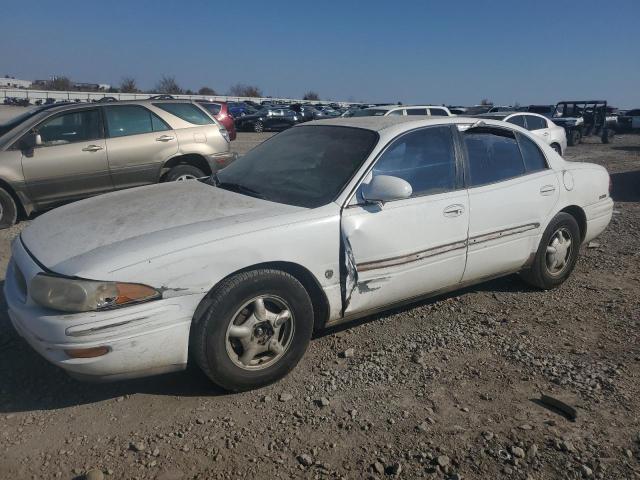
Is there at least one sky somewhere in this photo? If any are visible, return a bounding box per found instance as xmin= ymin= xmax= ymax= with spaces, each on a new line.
xmin=1 ymin=0 xmax=639 ymax=107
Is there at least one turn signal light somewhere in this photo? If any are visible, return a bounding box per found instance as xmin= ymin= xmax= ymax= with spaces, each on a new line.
xmin=64 ymin=346 xmax=110 ymax=358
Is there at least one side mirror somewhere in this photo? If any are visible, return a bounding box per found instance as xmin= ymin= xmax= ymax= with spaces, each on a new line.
xmin=362 ymin=175 xmax=412 ymax=204
xmin=20 ymin=132 xmax=42 ymax=152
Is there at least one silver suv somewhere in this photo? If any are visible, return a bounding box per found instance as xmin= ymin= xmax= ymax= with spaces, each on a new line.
xmin=0 ymin=100 xmax=235 ymax=228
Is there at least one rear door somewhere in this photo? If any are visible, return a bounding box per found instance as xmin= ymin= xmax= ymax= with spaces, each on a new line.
xmin=342 ymin=125 xmax=469 ymax=315
xmin=460 ymin=126 xmax=559 ymax=281
xmin=103 ymin=105 xmax=178 ymax=189
xmin=22 ymin=108 xmax=113 ymax=208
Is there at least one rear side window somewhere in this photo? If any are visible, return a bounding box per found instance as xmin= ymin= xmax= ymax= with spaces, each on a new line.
xmin=153 ymin=103 xmax=214 ymax=125
xmin=429 ymin=108 xmax=448 ymax=116
xmin=104 ymin=105 xmax=169 ymax=138
xmin=387 ymin=109 xmax=404 ymax=116
xmin=200 ymin=103 xmax=222 ymax=116
xmin=463 ymin=128 xmax=525 ymax=186
xmin=406 ymin=108 xmax=427 ymax=115
xmin=506 ymin=115 xmax=526 ymax=128
xmin=517 ymin=133 xmax=547 ymax=172
xmin=37 ymin=109 xmax=103 ymax=145
xmin=525 ymin=115 xmax=547 ymax=131
xmin=370 ymin=126 xmax=457 ymax=197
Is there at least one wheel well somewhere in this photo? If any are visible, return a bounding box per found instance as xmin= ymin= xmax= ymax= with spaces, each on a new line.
xmin=195 ymin=261 xmax=330 ymax=333
xmin=560 ymin=205 xmax=587 ymax=241
xmin=162 ymin=154 xmax=212 ymax=179
xmin=0 ymin=179 xmax=26 ymax=219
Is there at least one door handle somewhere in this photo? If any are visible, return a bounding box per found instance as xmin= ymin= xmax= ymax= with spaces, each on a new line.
xmin=443 ymin=204 xmax=465 ymax=217
xmin=82 ymin=145 xmax=103 ymax=152
xmin=156 ymin=135 xmax=175 ymax=142
xmin=540 ymin=185 xmax=556 ymax=195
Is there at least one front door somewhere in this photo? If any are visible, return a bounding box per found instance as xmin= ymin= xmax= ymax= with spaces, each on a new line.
xmin=460 ymin=125 xmax=560 ymax=282
xmin=22 ymin=108 xmax=113 ymax=208
xmin=103 ymin=105 xmax=178 ymax=189
xmin=342 ymin=125 xmax=469 ymax=315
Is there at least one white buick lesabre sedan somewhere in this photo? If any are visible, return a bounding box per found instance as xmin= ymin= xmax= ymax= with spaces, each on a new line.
xmin=5 ymin=116 xmax=613 ymax=391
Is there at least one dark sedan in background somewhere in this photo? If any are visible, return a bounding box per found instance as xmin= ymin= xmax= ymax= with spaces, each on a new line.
xmin=234 ymin=107 xmax=300 ymax=132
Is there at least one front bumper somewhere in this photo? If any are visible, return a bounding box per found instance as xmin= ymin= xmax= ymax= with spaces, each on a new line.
xmin=4 ymin=238 xmax=204 ymax=381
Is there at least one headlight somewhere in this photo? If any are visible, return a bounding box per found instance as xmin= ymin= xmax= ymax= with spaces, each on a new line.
xmin=30 ymin=274 xmax=161 ymax=313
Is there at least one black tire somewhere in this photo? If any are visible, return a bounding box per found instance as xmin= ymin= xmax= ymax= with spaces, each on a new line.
xmin=567 ymin=129 xmax=581 ymax=147
xmin=602 ymin=128 xmax=614 ymax=144
xmin=520 ymin=212 xmax=581 ymax=290
xmin=164 ymin=164 xmax=205 ymax=182
xmin=191 ymin=269 xmax=314 ymax=391
xmin=551 ymin=143 xmax=562 ymax=155
xmin=0 ymin=187 xmax=18 ymax=229
xmin=253 ymin=121 xmax=264 ymax=133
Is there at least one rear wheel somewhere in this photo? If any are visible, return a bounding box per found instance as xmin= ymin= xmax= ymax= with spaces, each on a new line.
xmin=253 ymin=121 xmax=264 ymax=133
xmin=0 ymin=188 xmax=17 ymax=229
xmin=567 ymin=129 xmax=581 ymax=146
xmin=165 ymin=164 xmax=205 ymax=182
xmin=520 ymin=212 xmax=581 ymax=289
xmin=191 ymin=269 xmax=314 ymax=391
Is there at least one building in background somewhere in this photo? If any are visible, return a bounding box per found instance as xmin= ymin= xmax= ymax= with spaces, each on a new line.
xmin=0 ymin=76 xmax=32 ymax=89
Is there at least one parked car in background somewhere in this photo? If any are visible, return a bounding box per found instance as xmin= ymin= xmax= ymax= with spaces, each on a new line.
xmin=353 ymin=105 xmax=452 ymax=117
xmin=474 ymin=111 xmax=567 ymax=155
xmin=196 ymin=100 xmax=237 ymax=140
xmin=313 ymin=105 xmax=341 ymax=117
xmin=148 ymin=94 xmax=175 ymax=100
xmin=4 ymin=115 xmax=612 ymax=390
xmin=227 ymin=102 xmax=256 ymax=118
xmin=617 ymin=108 xmax=640 ymax=132
xmin=448 ymin=107 xmax=468 ymax=115
xmin=487 ymin=105 xmax=515 ymax=113
xmin=234 ymin=107 xmax=300 ymax=132
xmin=0 ymin=100 xmax=235 ymax=227
xmin=289 ymin=103 xmax=321 ymax=122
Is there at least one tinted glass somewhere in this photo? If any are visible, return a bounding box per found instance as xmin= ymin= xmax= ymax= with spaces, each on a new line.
xmin=105 ymin=105 xmax=168 ymax=137
xmin=37 ymin=110 xmax=103 ymax=146
xmin=353 ymin=109 xmax=386 ymax=117
xmin=464 ymin=128 xmax=525 ymax=186
xmin=406 ymin=108 xmax=427 ymax=115
xmin=517 ymin=133 xmax=547 ymax=172
xmin=429 ymin=108 xmax=448 ymax=116
xmin=525 ymin=115 xmax=547 ymax=131
xmin=200 ymin=103 xmax=222 ymax=116
xmin=506 ymin=115 xmax=526 ymax=127
xmin=369 ymin=126 xmax=456 ymax=197
xmin=216 ymin=126 xmax=377 ymax=208
xmin=388 ymin=109 xmax=404 ymax=116
xmin=153 ymin=103 xmax=214 ymax=125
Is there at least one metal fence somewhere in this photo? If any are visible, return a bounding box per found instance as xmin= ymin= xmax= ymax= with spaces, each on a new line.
xmin=0 ymin=88 xmax=350 ymax=106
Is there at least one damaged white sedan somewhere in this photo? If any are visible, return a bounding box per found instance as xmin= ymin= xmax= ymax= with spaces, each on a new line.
xmin=5 ymin=116 xmax=613 ymax=391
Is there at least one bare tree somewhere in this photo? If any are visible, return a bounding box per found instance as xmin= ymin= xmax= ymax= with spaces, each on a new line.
xmin=120 ymin=77 xmax=138 ymax=93
xmin=155 ymin=76 xmax=183 ymax=94
xmin=228 ymin=83 xmax=262 ymax=97
xmin=303 ymin=91 xmax=320 ymax=101
xmin=48 ymin=76 xmax=72 ymax=91
xmin=198 ymin=86 xmax=217 ymax=96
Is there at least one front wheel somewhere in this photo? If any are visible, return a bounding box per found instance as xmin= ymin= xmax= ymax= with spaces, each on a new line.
xmin=191 ymin=269 xmax=314 ymax=391
xmin=520 ymin=212 xmax=581 ymax=289
xmin=551 ymin=143 xmax=562 ymax=155
xmin=567 ymin=129 xmax=581 ymax=146
xmin=253 ymin=121 xmax=264 ymax=133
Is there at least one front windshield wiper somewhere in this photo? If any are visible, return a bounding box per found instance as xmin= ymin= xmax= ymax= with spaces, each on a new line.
xmin=211 ymin=173 xmax=265 ymax=199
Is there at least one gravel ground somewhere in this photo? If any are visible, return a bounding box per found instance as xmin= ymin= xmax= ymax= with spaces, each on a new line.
xmin=0 ymin=126 xmax=638 ymax=480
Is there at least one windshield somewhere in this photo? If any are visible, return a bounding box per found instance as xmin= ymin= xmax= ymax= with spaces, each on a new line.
xmin=216 ymin=125 xmax=378 ymax=208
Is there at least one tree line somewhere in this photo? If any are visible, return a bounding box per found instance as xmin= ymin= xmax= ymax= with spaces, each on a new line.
xmin=32 ymin=75 xmax=323 ymax=100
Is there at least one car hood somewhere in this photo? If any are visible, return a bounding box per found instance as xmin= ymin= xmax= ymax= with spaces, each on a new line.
xmin=20 ymin=180 xmax=305 ymax=275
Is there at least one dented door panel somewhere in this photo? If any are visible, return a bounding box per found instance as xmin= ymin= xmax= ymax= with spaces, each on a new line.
xmin=341 ymin=190 xmax=469 ymax=315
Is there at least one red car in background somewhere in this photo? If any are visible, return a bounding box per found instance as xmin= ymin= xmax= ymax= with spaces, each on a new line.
xmin=197 ymin=101 xmax=237 ymax=140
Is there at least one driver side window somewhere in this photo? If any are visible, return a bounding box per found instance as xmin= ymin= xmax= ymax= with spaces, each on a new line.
xmin=360 ymin=126 xmax=457 ymax=199
xmin=36 ymin=110 xmax=103 ymax=147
